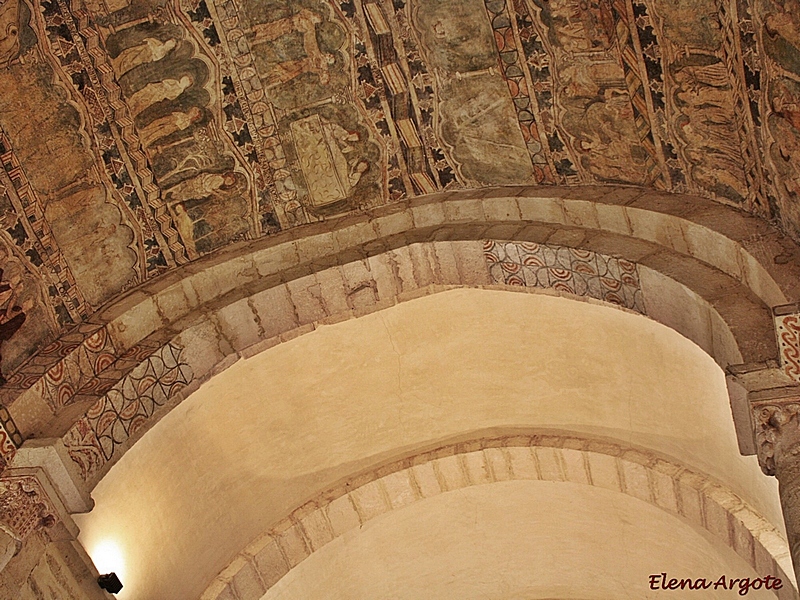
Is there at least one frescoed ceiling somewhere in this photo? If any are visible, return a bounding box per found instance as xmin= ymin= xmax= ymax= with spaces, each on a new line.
xmin=0 ymin=0 xmax=799 ymax=381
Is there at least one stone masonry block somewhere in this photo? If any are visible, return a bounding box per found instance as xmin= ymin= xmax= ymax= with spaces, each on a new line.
xmin=286 ymin=275 xmax=327 ymax=324
xmin=621 ymin=459 xmax=652 ymax=503
xmin=249 ymin=285 xmax=297 ymax=340
xmin=325 ymin=495 xmax=361 ymax=536
xmin=587 ymin=453 xmax=621 ymax=491
xmin=350 ymin=480 xmax=390 ymax=522
xmin=252 ymin=536 xmax=289 ymax=588
xmin=534 ymin=447 xmax=565 ymax=482
xmin=560 ymin=448 xmax=589 ymax=485
xmin=435 ymin=454 xmax=467 ymax=491
xmin=275 ymin=525 xmax=309 ymax=568
xmin=381 ymin=469 xmax=418 ymax=510
xmin=299 ymin=509 xmax=334 ymax=552
xmin=482 ymin=196 xmax=521 ymax=222
xmin=462 ymin=451 xmax=492 ymax=485
xmin=230 ymin=560 xmax=265 ymax=600
xmin=484 ymin=447 xmax=512 ymax=481
xmin=411 ymin=462 xmax=443 ymax=498
xmin=507 ymin=446 xmax=539 ymax=480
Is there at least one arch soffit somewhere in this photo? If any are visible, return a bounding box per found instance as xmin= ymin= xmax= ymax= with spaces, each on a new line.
xmin=2 ymin=185 xmax=799 ymax=489
xmin=200 ymin=432 xmax=797 ymax=600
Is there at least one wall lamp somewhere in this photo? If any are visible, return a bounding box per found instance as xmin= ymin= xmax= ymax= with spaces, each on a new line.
xmin=98 ymin=573 xmax=123 ymax=594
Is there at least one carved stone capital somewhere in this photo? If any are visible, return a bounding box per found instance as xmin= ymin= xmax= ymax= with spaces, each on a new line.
xmin=754 ymin=402 xmax=800 ymax=475
xmin=0 ymin=474 xmax=59 ymax=542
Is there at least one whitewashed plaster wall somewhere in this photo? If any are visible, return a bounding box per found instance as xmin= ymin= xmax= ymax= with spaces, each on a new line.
xmin=74 ymin=289 xmax=782 ymax=600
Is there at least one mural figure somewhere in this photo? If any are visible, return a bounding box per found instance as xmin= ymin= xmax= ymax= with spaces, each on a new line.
xmin=164 ymin=171 xmax=248 ymax=255
xmin=770 ymin=81 xmax=800 ymax=198
xmin=543 ymin=0 xmax=615 ymax=53
xmin=0 ymin=0 xmax=19 ymax=66
xmin=250 ymin=9 xmax=335 ymax=87
xmin=526 ymin=0 xmax=654 ymax=185
xmin=239 ymin=1 xmax=383 ymax=215
xmin=126 ymin=75 xmax=193 ymax=116
xmin=104 ymin=19 xmax=254 ymax=255
xmin=670 ymin=55 xmax=748 ymax=201
xmin=137 ymin=106 xmax=203 ymax=147
xmin=109 ymin=37 xmax=177 ymax=78
xmin=0 ymin=267 xmax=31 ymax=385
xmin=774 ymin=89 xmax=800 ymax=132
xmin=290 ymin=114 xmax=369 ymax=206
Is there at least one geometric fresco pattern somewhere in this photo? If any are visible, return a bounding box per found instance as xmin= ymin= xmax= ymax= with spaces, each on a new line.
xmin=484 ymin=240 xmax=646 ymax=314
xmin=63 ymin=341 xmax=193 ymax=482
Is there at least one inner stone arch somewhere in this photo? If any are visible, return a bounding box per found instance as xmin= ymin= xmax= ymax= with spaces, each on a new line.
xmin=73 ymin=288 xmax=787 ymax=600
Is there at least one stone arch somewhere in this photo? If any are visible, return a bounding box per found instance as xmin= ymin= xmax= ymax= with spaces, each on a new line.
xmin=2 ymin=185 xmax=799 ymax=503
xmin=200 ymin=432 xmax=795 ymax=600
xmin=56 ymin=243 xmax=739 ymax=490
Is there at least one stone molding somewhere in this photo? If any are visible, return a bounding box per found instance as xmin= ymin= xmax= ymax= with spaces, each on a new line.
xmin=0 ymin=186 xmax=794 ymax=493
xmin=201 ymin=433 xmax=796 ymax=600
xmin=52 ymin=242 xmax=741 ymax=490
xmin=2 ymin=185 xmax=793 ymax=427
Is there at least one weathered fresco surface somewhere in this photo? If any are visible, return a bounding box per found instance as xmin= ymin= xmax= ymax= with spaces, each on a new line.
xmin=0 ymin=0 xmax=799 ymax=381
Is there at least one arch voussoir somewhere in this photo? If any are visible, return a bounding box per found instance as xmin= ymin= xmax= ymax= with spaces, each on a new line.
xmin=0 ymin=186 xmax=796 ymax=512
xmin=202 ymin=433 xmax=796 ymax=600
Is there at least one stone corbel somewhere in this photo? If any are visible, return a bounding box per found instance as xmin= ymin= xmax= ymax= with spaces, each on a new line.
xmin=0 ymin=470 xmax=61 ymax=543
xmin=747 ymin=384 xmax=800 ymax=584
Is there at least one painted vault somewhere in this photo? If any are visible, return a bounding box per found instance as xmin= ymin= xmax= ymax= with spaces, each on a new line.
xmin=0 ymin=0 xmax=799 ymax=386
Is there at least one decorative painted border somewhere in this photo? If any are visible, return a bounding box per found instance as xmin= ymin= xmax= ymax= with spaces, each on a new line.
xmin=484 ymin=240 xmax=646 ymax=313
xmin=776 ymin=313 xmax=800 ymax=383
xmin=63 ymin=341 xmax=193 ymax=482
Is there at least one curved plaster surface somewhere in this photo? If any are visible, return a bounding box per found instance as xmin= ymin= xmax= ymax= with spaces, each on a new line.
xmin=203 ymin=434 xmax=792 ymax=600
xmin=6 ymin=187 xmax=795 ymax=452
xmin=75 ymin=289 xmax=782 ymax=600
xmin=263 ymin=481 xmax=779 ymax=600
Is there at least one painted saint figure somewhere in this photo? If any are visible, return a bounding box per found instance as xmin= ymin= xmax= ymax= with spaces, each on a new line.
xmin=138 ymin=106 xmax=203 ymax=148
xmin=110 ymin=37 xmax=177 ymax=78
xmin=671 ymin=57 xmax=748 ymax=200
xmin=250 ymin=9 xmax=335 ymax=87
xmin=0 ymin=0 xmax=19 ymax=67
xmin=0 ymin=267 xmax=30 ymax=386
xmin=166 ymin=171 xmax=236 ymax=201
xmin=127 ymin=75 xmax=193 ymax=116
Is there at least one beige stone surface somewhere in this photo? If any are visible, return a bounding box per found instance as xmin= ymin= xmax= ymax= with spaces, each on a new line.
xmin=75 ymin=289 xmax=782 ymax=600
xmin=264 ymin=481 xmax=780 ymax=600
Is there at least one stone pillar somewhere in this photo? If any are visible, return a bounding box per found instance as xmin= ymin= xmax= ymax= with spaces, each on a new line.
xmin=755 ymin=395 xmax=800 ymax=584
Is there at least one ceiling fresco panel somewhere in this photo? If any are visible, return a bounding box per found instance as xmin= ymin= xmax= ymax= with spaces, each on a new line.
xmin=350 ymin=0 xmax=464 ymax=196
xmin=754 ymin=0 xmax=800 ymax=238
xmin=0 ymin=0 xmax=142 ymax=378
xmin=525 ymin=0 xmax=667 ymax=187
xmin=645 ymin=0 xmax=767 ymax=209
xmin=99 ymin=8 xmax=257 ymax=257
xmin=1 ymin=0 xmax=800 ymax=389
xmin=192 ymin=0 xmax=388 ymax=225
xmin=411 ymin=0 xmax=538 ymax=186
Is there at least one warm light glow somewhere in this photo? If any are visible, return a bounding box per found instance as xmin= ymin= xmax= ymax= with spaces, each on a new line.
xmin=91 ymin=539 xmax=126 ymax=584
